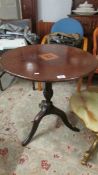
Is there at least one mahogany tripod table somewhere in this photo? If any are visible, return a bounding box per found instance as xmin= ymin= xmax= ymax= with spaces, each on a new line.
xmin=0 ymin=44 xmax=97 ymax=146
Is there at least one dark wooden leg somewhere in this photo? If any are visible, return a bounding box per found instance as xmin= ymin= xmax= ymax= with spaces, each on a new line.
xmin=50 ymin=106 xmax=79 ymax=131
xmin=22 ymin=82 xmax=79 ymax=146
xmin=32 ymin=81 xmax=36 ymax=90
xmin=22 ymin=109 xmax=47 ymax=146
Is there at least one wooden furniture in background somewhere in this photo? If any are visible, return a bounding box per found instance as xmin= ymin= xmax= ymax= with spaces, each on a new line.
xmin=93 ymin=27 xmax=98 ymax=56
xmin=20 ymin=1 xmax=53 ymax=40
xmin=70 ymin=15 xmax=98 ymax=52
xmin=93 ymin=27 xmax=98 ymax=73
xmin=36 ymin=20 xmax=54 ymax=41
xmin=20 ymin=0 xmax=37 ymax=32
xmin=19 ymin=0 xmax=98 ymax=51
xmin=71 ymin=0 xmax=98 ymax=52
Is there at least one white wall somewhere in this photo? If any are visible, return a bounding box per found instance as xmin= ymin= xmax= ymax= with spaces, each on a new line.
xmin=0 ymin=0 xmax=20 ymax=19
xmin=38 ymin=0 xmax=72 ymax=22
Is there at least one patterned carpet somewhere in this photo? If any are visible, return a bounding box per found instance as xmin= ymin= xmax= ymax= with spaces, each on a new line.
xmin=0 ymin=78 xmax=98 ymax=175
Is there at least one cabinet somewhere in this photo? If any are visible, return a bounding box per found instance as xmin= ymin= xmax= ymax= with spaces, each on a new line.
xmin=71 ymin=0 xmax=98 ymax=52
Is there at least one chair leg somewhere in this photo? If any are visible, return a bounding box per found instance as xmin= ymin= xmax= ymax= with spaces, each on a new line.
xmin=87 ymin=71 xmax=94 ymax=87
xmin=38 ymin=82 xmax=42 ymax=91
xmin=81 ymin=133 xmax=98 ymax=165
xmin=32 ymin=82 xmax=43 ymax=91
xmin=77 ymin=78 xmax=83 ymax=92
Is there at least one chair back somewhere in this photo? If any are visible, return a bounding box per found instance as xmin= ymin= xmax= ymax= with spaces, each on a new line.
xmin=51 ymin=18 xmax=84 ymax=37
xmin=93 ymin=27 xmax=98 ymax=56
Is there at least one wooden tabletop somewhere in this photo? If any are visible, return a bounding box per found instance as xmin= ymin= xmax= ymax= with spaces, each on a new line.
xmin=0 ymin=44 xmax=98 ymax=82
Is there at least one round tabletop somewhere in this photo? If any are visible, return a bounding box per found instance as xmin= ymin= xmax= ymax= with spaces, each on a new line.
xmin=0 ymin=44 xmax=98 ymax=82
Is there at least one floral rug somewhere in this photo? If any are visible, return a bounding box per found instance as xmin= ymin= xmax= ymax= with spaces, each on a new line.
xmin=0 ymin=78 xmax=98 ymax=175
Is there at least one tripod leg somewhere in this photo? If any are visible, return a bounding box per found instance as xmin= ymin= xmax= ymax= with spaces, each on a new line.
xmin=22 ymin=110 xmax=46 ymax=146
xmin=51 ymin=106 xmax=80 ymax=132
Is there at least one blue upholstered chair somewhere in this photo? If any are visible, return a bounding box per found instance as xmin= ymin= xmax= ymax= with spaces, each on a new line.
xmin=51 ymin=18 xmax=84 ymax=37
xmin=41 ymin=18 xmax=87 ymax=53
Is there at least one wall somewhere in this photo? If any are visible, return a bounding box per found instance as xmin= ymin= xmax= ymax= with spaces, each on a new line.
xmin=0 ymin=0 xmax=72 ymax=21
xmin=38 ymin=0 xmax=72 ymax=22
xmin=0 ymin=0 xmax=20 ymax=19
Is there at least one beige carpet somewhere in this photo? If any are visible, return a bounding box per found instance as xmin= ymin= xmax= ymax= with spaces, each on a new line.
xmin=0 ymin=78 xmax=98 ymax=175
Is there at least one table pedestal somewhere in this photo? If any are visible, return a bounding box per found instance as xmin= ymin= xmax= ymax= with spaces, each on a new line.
xmin=22 ymin=82 xmax=79 ymax=146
